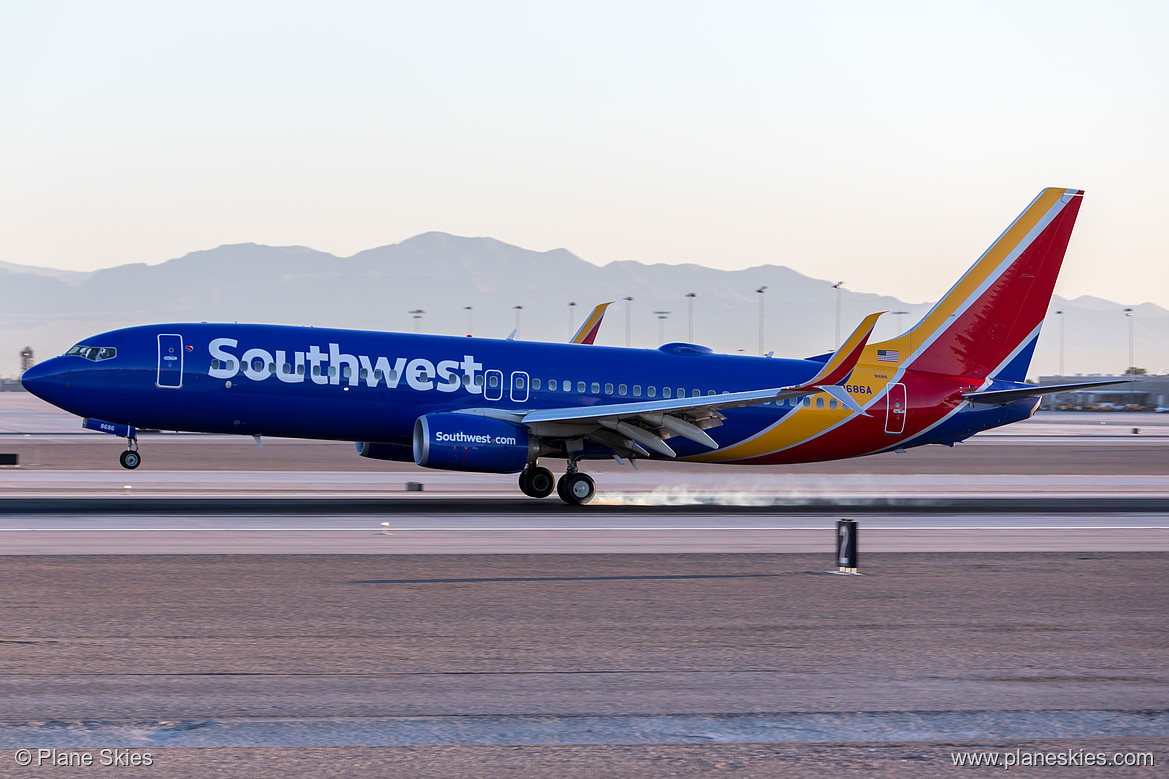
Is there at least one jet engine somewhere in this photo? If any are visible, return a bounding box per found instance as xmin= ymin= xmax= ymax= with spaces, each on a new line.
xmin=413 ymin=413 xmax=538 ymax=473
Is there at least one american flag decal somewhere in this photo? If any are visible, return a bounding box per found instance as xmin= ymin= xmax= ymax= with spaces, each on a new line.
xmin=877 ymin=349 xmax=899 ymax=362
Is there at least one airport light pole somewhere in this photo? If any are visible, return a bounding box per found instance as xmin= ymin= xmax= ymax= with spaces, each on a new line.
xmin=686 ymin=293 xmax=697 ymax=342
xmin=409 ymin=309 xmax=425 ymax=333
xmin=513 ymin=305 xmax=523 ymax=337
xmin=1055 ymin=310 xmax=1064 ymax=378
xmin=892 ymin=310 xmax=909 ymax=334
xmin=832 ymin=282 xmax=844 ymax=348
xmin=623 ymin=297 xmax=633 ymax=347
xmin=1124 ymin=307 xmax=1134 ymax=376
xmin=756 ymin=286 xmax=767 ymax=355
xmin=653 ymin=311 xmax=670 ymax=345
xmin=464 ymin=306 xmax=473 ymax=336
xmin=568 ymin=301 xmax=576 ymax=338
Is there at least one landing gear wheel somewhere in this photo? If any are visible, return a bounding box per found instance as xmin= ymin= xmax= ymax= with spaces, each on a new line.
xmin=119 ymin=450 xmax=141 ymax=470
xmin=526 ymin=467 xmax=555 ymax=498
xmin=519 ymin=466 xmax=556 ymax=498
xmin=557 ymin=472 xmax=595 ymax=505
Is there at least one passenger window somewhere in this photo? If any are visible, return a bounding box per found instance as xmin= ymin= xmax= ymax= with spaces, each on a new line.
xmin=830 ymin=399 xmax=838 ymax=409
xmin=532 ymin=378 xmax=541 ymax=390
xmin=692 ymin=390 xmax=701 ymax=397
xmin=605 ymin=383 xmax=614 ymax=394
xmin=253 ymin=358 xmax=265 ymax=372
xmin=343 ymin=366 xmax=351 ymax=378
xmin=633 ymin=385 xmax=642 ymax=397
xmin=549 ymin=379 xmax=558 ymax=390
xmin=475 ymin=375 xmax=485 ymax=386
xmin=313 ymin=365 xmax=321 ymax=376
xmin=489 ymin=374 xmax=499 ymax=387
xmin=211 ymin=359 xmax=220 ymax=370
xmin=816 ymin=396 xmax=824 ymax=408
xmin=462 ymin=374 xmax=470 ymax=385
xmin=516 ymin=377 xmax=525 ymax=389
xmin=663 ymin=387 xmax=672 ymax=398
xmin=577 ymin=381 xmax=585 ymax=392
xmin=619 ymin=384 xmax=627 ymax=395
xmin=360 ymin=368 xmax=368 ymax=380
xmin=647 ymin=386 xmax=656 ymax=398
xmin=328 ymin=366 xmax=337 ymax=378
xmin=564 ymin=380 xmax=572 ymax=392
xmin=803 ymin=397 xmax=811 ymax=407
xmin=388 ymin=370 xmax=398 ymax=382
xmin=297 ymin=364 xmax=305 ymax=375
xmin=707 ymin=390 xmax=716 ymax=396
xmin=591 ymin=382 xmax=600 ymax=393
xmin=374 ymin=369 xmax=383 ymax=381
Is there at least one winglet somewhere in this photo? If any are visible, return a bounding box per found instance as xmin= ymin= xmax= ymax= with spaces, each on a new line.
xmin=571 ymin=302 xmax=612 ymax=345
xmin=792 ymin=312 xmax=884 ymax=390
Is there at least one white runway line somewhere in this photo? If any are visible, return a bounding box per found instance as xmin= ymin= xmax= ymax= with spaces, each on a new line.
xmin=2 ymin=526 xmax=1167 ymax=531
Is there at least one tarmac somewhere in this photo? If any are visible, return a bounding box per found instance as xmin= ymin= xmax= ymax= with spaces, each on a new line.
xmin=0 ymin=394 xmax=1166 ymax=776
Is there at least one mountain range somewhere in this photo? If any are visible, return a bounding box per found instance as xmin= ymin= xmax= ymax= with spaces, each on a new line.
xmin=1 ymin=233 xmax=1165 ymax=379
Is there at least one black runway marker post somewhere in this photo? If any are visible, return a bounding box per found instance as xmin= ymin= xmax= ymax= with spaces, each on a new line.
xmin=830 ymin=519 xmax=860 ymax=575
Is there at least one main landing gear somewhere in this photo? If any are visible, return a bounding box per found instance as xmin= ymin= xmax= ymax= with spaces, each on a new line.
xmin=518 ymin=460 xmax=596 ymax=505
xmin=557 ymin=471 xmax=595 ymax=505
xmin=518 ymin=465 xmax=555 ymax=498
xmin=119 ymin=439 xmax=141 ymax=470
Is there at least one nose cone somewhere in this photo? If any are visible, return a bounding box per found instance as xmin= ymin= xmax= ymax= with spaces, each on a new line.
xmin=20 ymin=357 xmax=68 ymax=404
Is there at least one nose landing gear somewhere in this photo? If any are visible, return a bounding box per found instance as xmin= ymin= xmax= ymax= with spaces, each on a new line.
xmin=119 ymin=440 xmax=141 ymax=470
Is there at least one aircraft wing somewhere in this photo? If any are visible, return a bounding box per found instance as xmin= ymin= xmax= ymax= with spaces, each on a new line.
xmin=963 ymin=378 xmax=1133 ymax=405
xmin=473 ymin=313 xmax=884 ymax=458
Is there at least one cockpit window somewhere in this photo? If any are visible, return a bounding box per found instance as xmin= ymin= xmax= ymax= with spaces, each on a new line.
xmin=66 ymin=345 xmax=117 ymax=361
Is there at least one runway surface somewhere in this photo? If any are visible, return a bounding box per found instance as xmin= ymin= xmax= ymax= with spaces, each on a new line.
xmin=0 ymin=504 xmax=1166 ymax=554
xmin=1 ymin=396 xmax=1167 ymax=775
xmin=0 ymin=553 xmax=1165 ymax=776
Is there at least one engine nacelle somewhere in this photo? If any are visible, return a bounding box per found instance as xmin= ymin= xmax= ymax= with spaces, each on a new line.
xmin=413 ymin=413 xmax=537 ymax=473
xmin=354 ymin=441 xmax=415 ymax=462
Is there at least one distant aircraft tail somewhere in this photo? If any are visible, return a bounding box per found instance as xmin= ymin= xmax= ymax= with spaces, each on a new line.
xmin=570 ymin=302 xmax=611 ymax=345
xmin=869 ymin=188 xmax=1084 ymax=382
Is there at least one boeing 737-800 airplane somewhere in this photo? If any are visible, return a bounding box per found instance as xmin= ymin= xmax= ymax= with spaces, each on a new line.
xmin=21 ymin=188 xmax=1122 ymax=504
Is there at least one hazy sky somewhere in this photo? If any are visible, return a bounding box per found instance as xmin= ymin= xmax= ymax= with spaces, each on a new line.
xmin=3 ymin=1 xmax=1167 ymax=306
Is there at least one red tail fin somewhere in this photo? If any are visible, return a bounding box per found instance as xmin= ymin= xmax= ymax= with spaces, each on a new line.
xmin=871 ymin=188 xmax=1084 ymax=380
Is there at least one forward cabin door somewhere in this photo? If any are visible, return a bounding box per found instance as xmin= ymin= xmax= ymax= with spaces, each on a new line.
xmin=884 ymin=383 xmax=906 ymax=434
xmin=156 ymin=334 xmax=184 ymax=389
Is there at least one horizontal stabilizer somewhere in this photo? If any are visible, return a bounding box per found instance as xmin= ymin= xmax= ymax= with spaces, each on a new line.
xmin=963 ymin=379 xmax=1132 ymax=405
